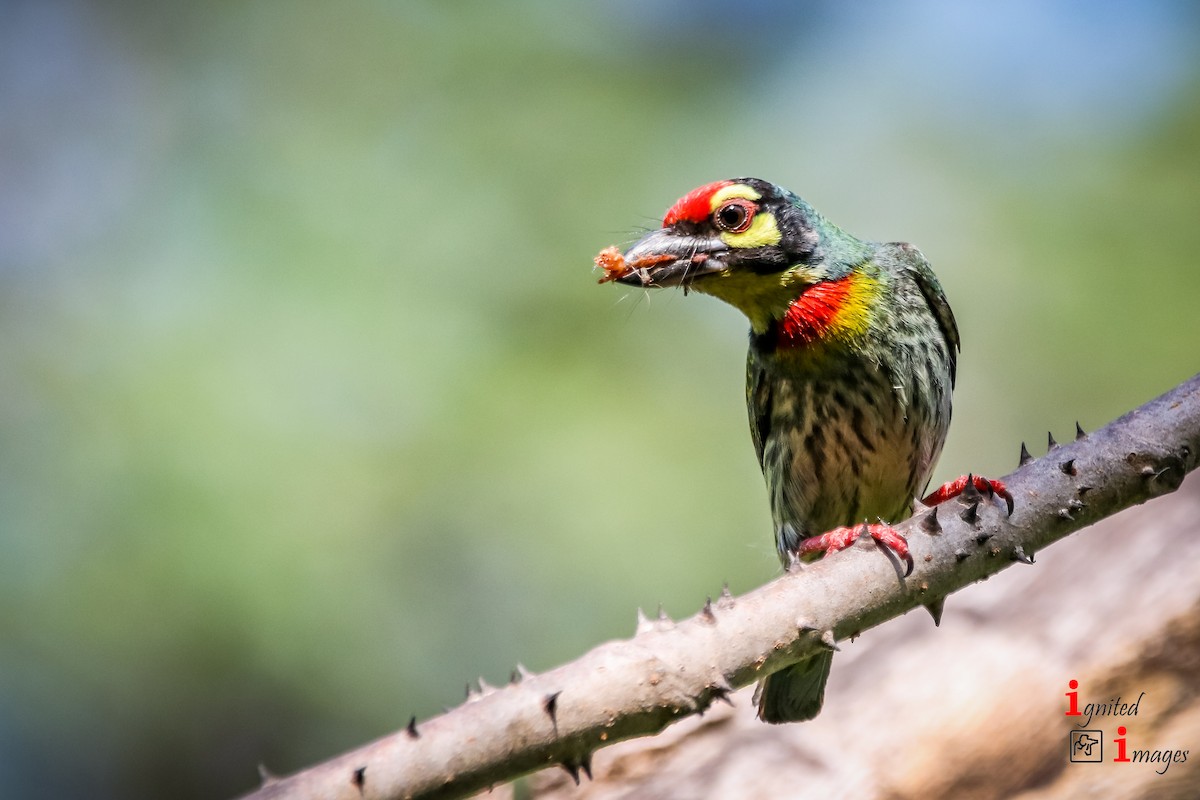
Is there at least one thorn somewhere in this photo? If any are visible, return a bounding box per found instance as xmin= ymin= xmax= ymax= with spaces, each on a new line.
xmin=560 ymin=760 xmax=581 ymax=785
xmin=975 ymin=530 xmax=993 ymax=545
xmin=1140 ymin=464 xmax=1171 ymax=483
xmin=709 ymin=676 xmax=735 ymax=706
xmin=954 ymin=548 xmax=969 ymax=562
xmin=1068 ymin=498 xmax=1085 ymax=512
xmin=1077 ymin=486 xmax=1093 ymax=497
xmin=657 ymin=603 xmax=670 ymax=622
xmin=543 ymin=691 xmax=561 ymax=729
xmin=961 ymin=474 xmax=982 ymax=503
xmin=1057 ymin=508 xmax=1075 ymax=521
xmin=257 ymin=764 xmax=280 ymax=787
xmin=923 ymin=598 xmax=945 ymax=627
xmin=960 ymin=501 xmax=979 ymax=525
xmin=352 ymin=766 xmax=366 ymax=793
xmin=701 ymin=597 xmax=717 ymax=624
xmin=719 ymin=583 xmax=735 ymax=609
xmin=581 ymin=751 xmax=594 ymax=781
xmin=1012 ymin=546 xmax=1035 ymax=565
xmin=512 ymin=663 xmax=532 ymax=683
xmin=466 ymin=682 xmax=478 ymax=700
xmin=478 ymin=677 xmax=496 ymax=694
xmin=786 ymin=550 xmax=803 ymax=573
xmin=636 ymin=607 xmax=653 ymax=635
xmin=1076 ymin=421 xmax=1087 ymax=440
xmin=920 ymin=506 xmax=941 ymax=534
xmin=406 ymin=716 xmax=420 ymax=739
xmin=1019 ymin=441 xmax=1033 ymax=466
xmin=819 ymin=629 xmax=840 ymax=652
xmin=1048 ymin=431 xmax=1059 ymax=450
xmin=1060 ymin=458 xmax=1077 ymax=476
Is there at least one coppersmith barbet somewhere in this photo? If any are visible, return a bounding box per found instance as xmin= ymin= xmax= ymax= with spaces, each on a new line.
xmin=602 ymin=178 xmax=1010 ymax=722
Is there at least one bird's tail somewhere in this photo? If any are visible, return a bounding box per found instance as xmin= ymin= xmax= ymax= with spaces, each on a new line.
xmin=754 ymin=650 xmax=833 ymax=723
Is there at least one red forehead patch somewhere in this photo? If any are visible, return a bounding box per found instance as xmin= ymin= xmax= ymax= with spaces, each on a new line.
xmin=662 ymin=180 xmax=733 ymax=227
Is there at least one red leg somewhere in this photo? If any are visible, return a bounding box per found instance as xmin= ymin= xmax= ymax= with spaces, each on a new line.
xmin=796 ymin=523 xmax=913 ymax=577
xmin=923 ymin=473 xmax=1014 ymax=515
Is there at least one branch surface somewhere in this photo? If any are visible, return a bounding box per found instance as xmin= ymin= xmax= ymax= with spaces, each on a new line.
xmin=240 ymin=373 xmax=1200 ymax=800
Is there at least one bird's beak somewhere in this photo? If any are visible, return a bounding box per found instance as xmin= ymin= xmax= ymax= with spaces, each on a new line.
xmin=615 ymin=228 xmax=728 ymax=288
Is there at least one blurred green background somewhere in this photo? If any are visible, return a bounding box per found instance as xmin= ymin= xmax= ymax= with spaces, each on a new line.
xmin=2 ymin=1 xmax=1198 ymax=797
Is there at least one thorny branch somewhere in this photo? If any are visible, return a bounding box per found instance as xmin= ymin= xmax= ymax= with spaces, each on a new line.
xmin=240 ymin=373 xmax=1200 ymax=800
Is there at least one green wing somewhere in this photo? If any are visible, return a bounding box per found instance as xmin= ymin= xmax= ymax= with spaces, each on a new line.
xmin=746 ymin=357 xmax=772 ymax=470
xmin=886 ymin=242 xmax=960 ymax=387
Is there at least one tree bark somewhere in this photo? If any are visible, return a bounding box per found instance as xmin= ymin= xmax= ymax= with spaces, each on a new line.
xmin=239 ymin=373 xmax=1200 ymax=800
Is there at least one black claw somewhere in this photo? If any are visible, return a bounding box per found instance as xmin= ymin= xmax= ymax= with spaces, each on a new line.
xmin=1075 ymin=421 xmax=1087 ymax=440
xmin=903 ymin=552 xmax=914 ymax=577
xmin=352 ymin=766 xmax=366 ymax=792
xmin=1003 ymin=492 xmax=1015 ymax=516
xmin=1060 ymin=458 xmax=1077 ymax=476
xmin=923 ymin=598 xmax=945 ymax=627
xmin=406 ymin=716 xmax=420 ymax=739
xmin=1048 ymin=431 xmax=1059 ymax=450
xmin=960 ymin=501 xmax=979 ymax=525
xmin=920 ymin=506 xmax=941 ymax=534
xmin=581 ymin=751 xmax=594 ymax=781
xmin=1019 ymin=441 xmax=1033 ymax=466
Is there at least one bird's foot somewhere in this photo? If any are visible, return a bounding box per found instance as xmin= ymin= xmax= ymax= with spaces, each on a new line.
xmin=922 ymin=473 xmax=1014 ymax=515
xmin=796 ymin=522 xmax=913 ymax=577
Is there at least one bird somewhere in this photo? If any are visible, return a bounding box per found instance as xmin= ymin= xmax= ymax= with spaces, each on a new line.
xmin=602 ymin=178 xmax=1010 ymax=723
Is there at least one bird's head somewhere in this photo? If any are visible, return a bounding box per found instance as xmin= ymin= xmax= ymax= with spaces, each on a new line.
xmin=615 ymin=178 xmax=874 ymax=335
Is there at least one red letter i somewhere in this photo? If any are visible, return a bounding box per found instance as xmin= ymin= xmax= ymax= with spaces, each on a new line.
xmin=1114 ymin=726 xmax=1130 ymax=762
xmin=1065 ymin=679 xmax=1081 ymax=716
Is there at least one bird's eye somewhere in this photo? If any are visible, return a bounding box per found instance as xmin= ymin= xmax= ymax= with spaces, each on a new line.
xmin=714 ymin=199 xmax=757 ymax=233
